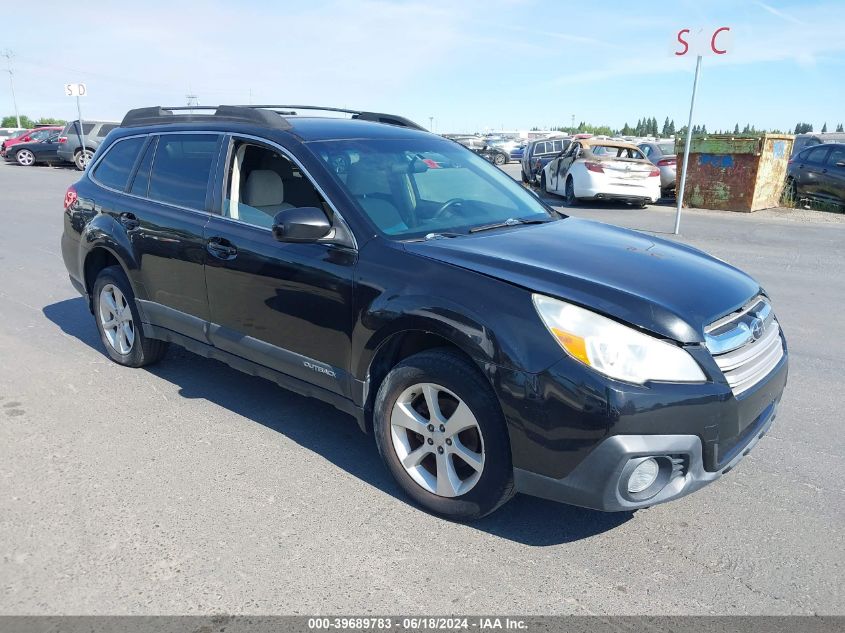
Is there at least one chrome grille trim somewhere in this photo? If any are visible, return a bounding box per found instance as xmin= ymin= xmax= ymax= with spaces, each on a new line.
xmin=706 ymin=295 xmax=785 ymax=396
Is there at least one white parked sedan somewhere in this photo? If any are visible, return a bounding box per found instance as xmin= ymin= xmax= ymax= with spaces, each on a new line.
xmin=541 ymin=139 xmax=660 ymax=207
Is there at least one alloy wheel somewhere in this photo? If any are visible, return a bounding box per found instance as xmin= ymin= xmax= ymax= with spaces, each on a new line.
xmin=390 ymin=382 xmax=485 ymax=497
xmin=16 ymin=149 xmax=34 ymax=166
xmin=98 ymin=283 xmax=135 ymax=355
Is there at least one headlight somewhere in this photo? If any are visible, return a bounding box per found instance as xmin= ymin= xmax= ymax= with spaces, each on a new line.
xmin=532 ymin=294 xmax=706 ymax=384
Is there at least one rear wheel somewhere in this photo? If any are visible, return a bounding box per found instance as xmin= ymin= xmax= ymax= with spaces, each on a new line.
xmin=74 ymin=149 xmax=93 ymax=171
xmin=373 ymin=349 xmax=514 ymax=520
xmin=15 ymin=149 xmax=35 ymax=166
xmin=565 ymin=177 xmax=578 ymax=206
xmin=521 ymin=169 xmax=529 ymax=184
xmin=493 ymin=152 xmax=506 ymax=165
xmin=93 ymin=266 xmax=168 ymax=367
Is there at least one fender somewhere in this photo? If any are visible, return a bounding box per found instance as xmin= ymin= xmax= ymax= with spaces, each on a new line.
xmin=351 ymin=244 xmax=565 ymax=387
xmin=77 ymin=212 xmax=147 ymax=301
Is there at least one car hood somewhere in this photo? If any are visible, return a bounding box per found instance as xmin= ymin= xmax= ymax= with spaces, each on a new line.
xmin=403 ymin=217 xmax=760 ymax=343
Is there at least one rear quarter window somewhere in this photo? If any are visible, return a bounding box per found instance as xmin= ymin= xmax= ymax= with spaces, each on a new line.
xmin=92 ymin=137 xmax=146 ymax=191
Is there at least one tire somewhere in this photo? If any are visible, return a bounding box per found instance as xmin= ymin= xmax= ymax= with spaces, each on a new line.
xmin=15 ymin=149 xmax=35 ymax=167
xmin=74 ymin=148 xmax=93 ymax=171
xmin=493 ymin=152 xmax=506 ymax=165
xmin=565 ymin=177 xmax=578 ymax=206
xmin=521 ymin=169 xmax=529 ymax=184
xmin=540 ymin=171 xmax=547 ymax=193
xmin=92 ymin=266 xmax=168 ymax=367
xmin=373 ymin=348 xmax=515 ymax=520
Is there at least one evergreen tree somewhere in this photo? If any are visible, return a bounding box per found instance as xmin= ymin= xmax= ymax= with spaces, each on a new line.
xmin=734 ymin=123 xmax=740 ymax=134
xmin=662 ymin=117 xmax=670 ymax=137
xmin=668 ymin=119 xmax=676 ymax=135
xmin=837 ymin=123 xmax=844 ymax=132
xmin=821 ymin=122 xmax=828 ymax=133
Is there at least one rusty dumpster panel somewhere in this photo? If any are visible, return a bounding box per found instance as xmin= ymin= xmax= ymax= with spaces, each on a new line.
xmin=752 ymin=135 xmax=793 ymax=211
xmin=675 ymin=134 xmax=794 ymax=212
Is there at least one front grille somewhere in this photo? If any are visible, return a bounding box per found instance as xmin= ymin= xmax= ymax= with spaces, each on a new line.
xmin=705 ymin=296 xmax=784 ymax=396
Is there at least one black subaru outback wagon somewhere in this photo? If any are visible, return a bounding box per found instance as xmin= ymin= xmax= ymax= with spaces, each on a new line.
xmin=61 ymin=105 xmax=788 ymax=520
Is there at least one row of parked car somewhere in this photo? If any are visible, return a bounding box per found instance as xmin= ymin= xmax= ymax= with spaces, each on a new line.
xmin=515 ymin=134 xmax=676 ymax=207
xmin=0 ymin=120 xmax=118 ymax=170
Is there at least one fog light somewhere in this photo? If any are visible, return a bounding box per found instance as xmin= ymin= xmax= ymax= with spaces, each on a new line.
xmin=627 ymin=458 xmax=659 ymax=493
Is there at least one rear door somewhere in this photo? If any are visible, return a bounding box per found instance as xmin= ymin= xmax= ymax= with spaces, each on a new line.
xmin=202 ymin=136 xmax=356 ymax=398
xmin=820 ymin=145 xmax=845 ymax=203
xmin=93 ymin=132 xmax=222 ymax=338
xmin=795 ymin=146 xmax=831 ymax=196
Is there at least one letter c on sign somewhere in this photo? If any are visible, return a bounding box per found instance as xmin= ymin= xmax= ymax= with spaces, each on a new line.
xmin=711 ymin=26 xmax=729 ymax=54
xmin=675 ymin=28 xmax=690 ymax=56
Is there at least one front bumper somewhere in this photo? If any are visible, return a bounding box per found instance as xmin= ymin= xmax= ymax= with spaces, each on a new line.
xmin=514 ymin=399 xmax=777 ymax=511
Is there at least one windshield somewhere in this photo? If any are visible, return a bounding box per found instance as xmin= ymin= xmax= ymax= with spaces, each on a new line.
xmin=309 ymin=137 xmax=552 ymax=238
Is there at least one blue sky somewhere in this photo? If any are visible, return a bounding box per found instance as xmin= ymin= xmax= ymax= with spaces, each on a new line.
xmin=4 ymin=0 xmax=844 ymax=133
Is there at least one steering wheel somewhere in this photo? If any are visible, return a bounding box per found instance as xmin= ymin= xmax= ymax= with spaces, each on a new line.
xmin=432 ymin=198 xmax=465 ymax=221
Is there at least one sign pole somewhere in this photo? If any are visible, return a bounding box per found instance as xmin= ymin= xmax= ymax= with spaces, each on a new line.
xmin=75 ymin=93 xmax=87 ymax=168
xmin=674 ymin=54 xmax=702 ymax=235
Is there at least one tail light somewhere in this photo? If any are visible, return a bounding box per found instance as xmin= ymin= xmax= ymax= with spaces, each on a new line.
xmin=656 ymin=157 xmax=676 ymax=167
xmin=585 ymin=161 xmax=604 ymax=173
xmin=58 ymin=136 xmax=67 ymax=144
xmin=64 ymin=185 xmax=78 ymax=211
xmin=648 ymin=168 xmax=661 ymax=177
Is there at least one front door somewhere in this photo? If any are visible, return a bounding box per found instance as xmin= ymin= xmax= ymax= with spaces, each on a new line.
xmin=203 ymin=138 xmax=356 ymax=398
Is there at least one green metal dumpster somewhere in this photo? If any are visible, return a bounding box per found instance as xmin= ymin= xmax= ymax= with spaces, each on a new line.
xmin=675 ymin=134 xmax=794 ymax=212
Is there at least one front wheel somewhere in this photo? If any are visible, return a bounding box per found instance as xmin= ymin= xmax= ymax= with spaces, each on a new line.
xmin=93 ymin=266 xmax=168 ymax=367
xmin=74 ymin=149 xmax=93 ymax=171
xmin=493 ymin=152 xmax=506 ymax=165
xmin=373 ymin=349 xmax=514 ymax=520
xmin=15 ymin=149 xmax=35 ymax=166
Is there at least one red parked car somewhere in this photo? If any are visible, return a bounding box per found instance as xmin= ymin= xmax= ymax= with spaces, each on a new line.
xmin=0 ymin=126 xmax=63 ymax=157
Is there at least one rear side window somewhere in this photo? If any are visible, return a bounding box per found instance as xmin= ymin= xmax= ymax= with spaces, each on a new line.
xmin=805 ymin=147 xmax=830 ymax=164
xmin=93 ymin=137 xmax=145 ymax=191
xmin=98 ymin=124 xmax=118 ymax=137
xmin=148 ymin=134 xmax=219 ymax=209
xmin=65 ymin=122 xmax=95 ymax=136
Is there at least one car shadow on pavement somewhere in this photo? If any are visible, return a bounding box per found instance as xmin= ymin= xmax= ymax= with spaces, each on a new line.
xmin=43 ymin=296 xmax=633 ymax=546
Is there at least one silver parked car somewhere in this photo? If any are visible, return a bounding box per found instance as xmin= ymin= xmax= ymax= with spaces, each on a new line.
xmin=638 ymin=141 xmax=677 ymax=197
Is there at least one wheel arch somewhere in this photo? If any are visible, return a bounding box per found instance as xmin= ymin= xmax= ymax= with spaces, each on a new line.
xmin=360 ymin=324 xmax=496 ymax=432
xmin=81 ymin=242 xmax=140 ymax=311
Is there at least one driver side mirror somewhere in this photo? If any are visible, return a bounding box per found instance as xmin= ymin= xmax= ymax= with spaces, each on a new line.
xmin=272 ymin=206 xmax=331 ymax=243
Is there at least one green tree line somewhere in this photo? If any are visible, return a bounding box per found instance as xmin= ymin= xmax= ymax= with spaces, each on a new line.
xmin=2 ymin=115 xmax=67 ymax=128
xmin=533 ymin=117 xmax=845 ymax=138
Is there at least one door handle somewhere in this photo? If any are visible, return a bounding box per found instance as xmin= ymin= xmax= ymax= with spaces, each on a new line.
xmin=118 ymin=212 xmax=139 ymax=229
xmin=206 ymin=237 xmax=238 ymax=260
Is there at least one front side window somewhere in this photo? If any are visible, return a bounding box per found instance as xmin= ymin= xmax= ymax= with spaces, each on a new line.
xmin=310 ymin=137 xmax=552 ymax=238
xmin=826 ymin=146 xmax=845 ymax=167
xmin=93 ymin=137 xmax=145 ymax=191
xmin=148 ymin=134 xmax=219 ymax=209
xmin=223 ymin=141 xmax=327 ymax=229
xmin=533 ymin=142 xmax=547 ymax=156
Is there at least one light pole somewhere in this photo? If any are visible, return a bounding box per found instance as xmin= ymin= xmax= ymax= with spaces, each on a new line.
xmin=2 ymin=50 xmax=21 ymax=129
xmin=429 ymin=116 xmax=434 ymax=132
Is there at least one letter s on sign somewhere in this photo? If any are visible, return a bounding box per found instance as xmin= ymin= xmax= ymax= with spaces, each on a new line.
xmin=711 ymin=26 xmax=729 ymax=54
xmin=675 ymin=28 xmax=690 ymax=56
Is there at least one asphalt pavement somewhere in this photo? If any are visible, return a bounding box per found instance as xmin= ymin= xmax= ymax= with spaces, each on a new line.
xmin=1 ymin=160 xmax=843 ymax=615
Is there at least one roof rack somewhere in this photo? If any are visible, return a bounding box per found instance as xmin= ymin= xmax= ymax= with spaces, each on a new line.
xmin=120 ymin=105 xmax=426 ymax=132
xmin=248 ymin=105 xmax=426 ymax=131
xmin=120 ymin=106 xmax=292 ymax=130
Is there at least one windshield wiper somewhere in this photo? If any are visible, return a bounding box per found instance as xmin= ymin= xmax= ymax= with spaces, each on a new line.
xmin=469 ymin=217 xmax=552 ymax=234
xmin=405 ymin=232 xmax=463 ymax=242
